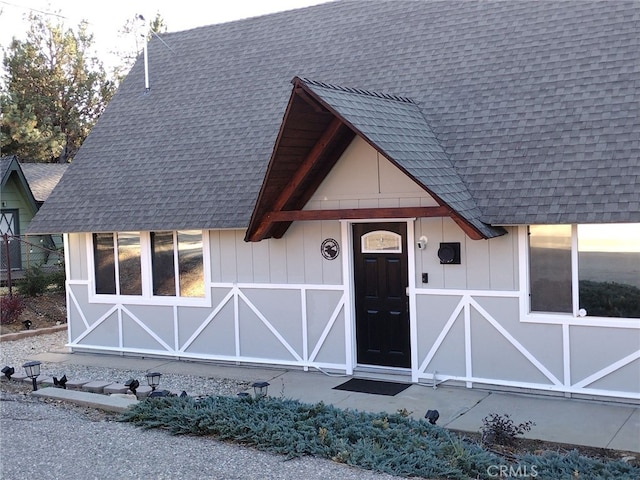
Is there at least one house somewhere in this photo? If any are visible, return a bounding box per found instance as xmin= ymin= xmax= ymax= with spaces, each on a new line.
xmin=1 ymin=156 xmax=67 ymax=273
xmin=27 ymin=0 xmax=639 ymax=401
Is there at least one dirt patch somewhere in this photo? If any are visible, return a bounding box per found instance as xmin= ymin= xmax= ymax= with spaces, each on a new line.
xmin=458 ymin=431 xmax=638 ymax=467
xmin=0 ymin=291 xmax=67 ymax=334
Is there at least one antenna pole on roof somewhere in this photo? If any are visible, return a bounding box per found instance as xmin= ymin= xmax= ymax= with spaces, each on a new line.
xmin=137 ymin=14 xmax=150 ymax=92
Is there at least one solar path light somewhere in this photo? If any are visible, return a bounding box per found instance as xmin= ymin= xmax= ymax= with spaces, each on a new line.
xmin=22 ymin=361 xmax=41 ymax=391
xmin=252 ymin=381 xmax=270 ymax=398
xmin=146 ymin=372 xmax=162 ymax=391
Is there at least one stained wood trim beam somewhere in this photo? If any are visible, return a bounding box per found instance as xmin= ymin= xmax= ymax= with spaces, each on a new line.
xmin=250 ymin=117 xmax=344 ymax=240
xmin=267 ymin=206 xmax=452 ymax=222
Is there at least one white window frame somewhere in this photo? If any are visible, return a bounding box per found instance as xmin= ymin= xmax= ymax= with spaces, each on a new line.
xmin=519 ymin=225 xmax=639 ymax=328
xmin=88 ymin=231 xmax=211 ymax=307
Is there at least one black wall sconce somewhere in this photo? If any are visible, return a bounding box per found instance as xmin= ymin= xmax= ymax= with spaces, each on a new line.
xmin=438 ymin=242 xmax=461 ymax=264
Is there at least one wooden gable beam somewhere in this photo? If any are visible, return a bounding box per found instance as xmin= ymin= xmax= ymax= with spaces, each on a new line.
xmin=449 ymin=214 xmax=485 ymax=240
xmin=249 ymin=117 xmax=344 ymax=241
xmin=267 ymin=206 xmax=452 ymax=222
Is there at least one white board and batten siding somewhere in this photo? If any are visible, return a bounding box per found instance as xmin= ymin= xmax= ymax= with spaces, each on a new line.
xmin=63 ymin=136 xmax=639 ymax=401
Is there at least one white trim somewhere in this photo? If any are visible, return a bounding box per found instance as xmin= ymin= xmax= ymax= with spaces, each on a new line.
xmin=562 ymin=323 xmax=571 ymax=388
xmin=237 ymin=289 xmax=303 ymax=362
xmin=407 ymin=219 xmax=419 ymax=382
xmin=179 ymin=289 xmax=234 ymax=352
xmin=573 ymin=350 xmax=640 ymax=388
xmin=233 ymin=284 xmax=240 ymax=357
xmin=301 ymin=286 xmax=308 ymax=368
xmin=340 ymin=218 xmax=415 ymax=224
xmin=341 ymin=220 xmax=355 ymax=374
xmin=308 ymin=294 xmax=345 ymax=362
xmin=418 ymin=299 xmax=464 ymax=373
xmin=63 ymin=234 xmax=72 ymax=346
xmin=121 ymin=305 xmax=173 ymax=351
xmin=113 ymin=234 xmax=121 ymax=296
xmin=571 ymin=224 xmax=579 ymax=317
xmin=464 ymin=297 xmax=473 ymax=388
xmin=522 ymin=313 xmax=640 ymax=329
xmin=469 ymin=297 xmax=562 ymax=386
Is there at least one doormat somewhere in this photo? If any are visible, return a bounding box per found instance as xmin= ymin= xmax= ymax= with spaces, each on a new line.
xmin=333 ymin=378 xmax=411 ymax=396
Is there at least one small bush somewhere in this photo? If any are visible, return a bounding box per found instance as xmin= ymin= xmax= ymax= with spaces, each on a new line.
xmin=0 ymin=295 xmax=25 ymax=325
xmin=16 ymin=266 xmax=50 ymax=296
xmin=480 ymin=413 xmax=535 ymax=446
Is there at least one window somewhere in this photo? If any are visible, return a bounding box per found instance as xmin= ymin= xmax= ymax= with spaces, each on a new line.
xmin=92 ymin=231 xmax=204 ymax=299
xmin=118 ymin=232 xmax=142 ymax=295
xmin=529 ymin=224 xmax=640 ymax=318
xmin=93 ymin=233 xmax=117 ymax=294
xmin=151 ymin=230 xmax=205 ymax=298
xmin=93 ymin=232 xmax=142 ymax=295
xmin=361 ymin=230 xmax=402 ymax=253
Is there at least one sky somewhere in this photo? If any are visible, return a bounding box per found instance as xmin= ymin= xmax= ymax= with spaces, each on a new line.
xmin=0 ymin=0 xmax=331 ymax=70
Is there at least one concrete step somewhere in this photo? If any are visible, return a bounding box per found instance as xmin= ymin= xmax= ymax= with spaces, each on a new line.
xmin=32 ymin=387 xmax=138 ymax=413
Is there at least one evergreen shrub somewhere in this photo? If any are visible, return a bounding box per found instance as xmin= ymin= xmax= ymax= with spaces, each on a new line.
xmin=16 ymin=266 xmax=49 ymax=296
xmin=119 ymin=396 xmax=640 ymax=480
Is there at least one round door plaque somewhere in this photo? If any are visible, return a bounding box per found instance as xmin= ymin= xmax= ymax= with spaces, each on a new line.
xmin=321 ymin=238 xmax=340 ymax=260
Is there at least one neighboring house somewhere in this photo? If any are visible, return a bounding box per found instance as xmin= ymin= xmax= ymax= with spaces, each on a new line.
xmin=1 ymin=156 xmax=67 ymax=272
xmin=27 ymin=1 xmax=639 ymax=401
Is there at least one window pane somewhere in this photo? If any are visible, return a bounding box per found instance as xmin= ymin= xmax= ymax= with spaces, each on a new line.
xmin=529 ymin=225 xmax=572 ymax=313
xmin=578 ymin=224 xmax=640 ymax=318
xmin=94 ymin=233 xmax=116 ymax=294
xmin=361 ymin=230 xmax=402 ymax=253
xmin=178 ymin=230 xmax=204 ymax=297
xmin=151 ymin=232 xmax=176 ymax=296
xmin=117 ymin=232 xmax=142 ymax=295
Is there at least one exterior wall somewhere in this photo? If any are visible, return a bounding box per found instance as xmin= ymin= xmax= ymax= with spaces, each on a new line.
xmin=1 ymin=175 xmax=35 ymax=233
xmin=62 ymin=137 xmax=639 ymax=401
xmin=1 ymin=174 xmax=37 ymax=269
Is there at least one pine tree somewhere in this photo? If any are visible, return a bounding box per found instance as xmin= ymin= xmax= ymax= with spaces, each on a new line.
xmin=0 ymin=12 xmax=117 ymax=163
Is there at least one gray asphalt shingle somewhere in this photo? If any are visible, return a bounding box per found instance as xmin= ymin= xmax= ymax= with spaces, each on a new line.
xmin=27 ymin=0 xmax=640 ymax=234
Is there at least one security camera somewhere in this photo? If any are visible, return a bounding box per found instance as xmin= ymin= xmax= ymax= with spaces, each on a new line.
xmin=417 ymin=236 xmax=428 ymax=250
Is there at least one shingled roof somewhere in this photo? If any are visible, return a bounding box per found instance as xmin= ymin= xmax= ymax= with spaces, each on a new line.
xmin=20 ymin=162 xmax=68 ymax=204
xmin=27 ymin=0 xmax=640 ymax=234
xmin=247 ymin=78 xmax=505 ymax=240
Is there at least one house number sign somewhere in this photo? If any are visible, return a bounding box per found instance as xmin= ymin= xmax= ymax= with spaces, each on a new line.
xmin=321 ymin=238 xmax=340 ymax=260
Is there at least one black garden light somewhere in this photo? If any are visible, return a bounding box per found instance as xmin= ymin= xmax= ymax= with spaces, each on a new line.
xmin=53 ymin=375 xmax=67 ymax=389
xmin=125 ymin=378 xmax=140 ymax=395
xmin=252 ymin=381 xmax=270 ymax=398
xmin=425 ymin=409 xmax=440 ymax=425
xmin=1 ymin=366 xmax=15 ymax=380
xmin=22 ymin=360 xmax=41 ymax=391
xmin=22 ymin=320 xmax=32 ymax=330
xmin=146 ymin=372 xmax=162 ymax=391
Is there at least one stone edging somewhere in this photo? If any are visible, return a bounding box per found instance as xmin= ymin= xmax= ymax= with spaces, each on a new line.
xmin=0 ymin=324 xmax=68 ymax=342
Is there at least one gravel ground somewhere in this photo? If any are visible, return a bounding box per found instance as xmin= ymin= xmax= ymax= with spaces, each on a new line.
xmin=0 ymin=332 xmax=412 ymax=480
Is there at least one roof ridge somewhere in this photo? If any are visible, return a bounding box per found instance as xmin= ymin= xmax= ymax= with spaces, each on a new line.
xmin=299 ymin=77 xmax=415 ymax=104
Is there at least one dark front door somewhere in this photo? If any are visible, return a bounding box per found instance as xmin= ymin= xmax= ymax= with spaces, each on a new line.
xmin=353 ymin=222 xmax=410 ymax=368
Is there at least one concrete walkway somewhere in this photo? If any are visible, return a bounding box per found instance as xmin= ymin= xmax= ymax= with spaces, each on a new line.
xmin=23 ymin=350 xmax=640 ymax=453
